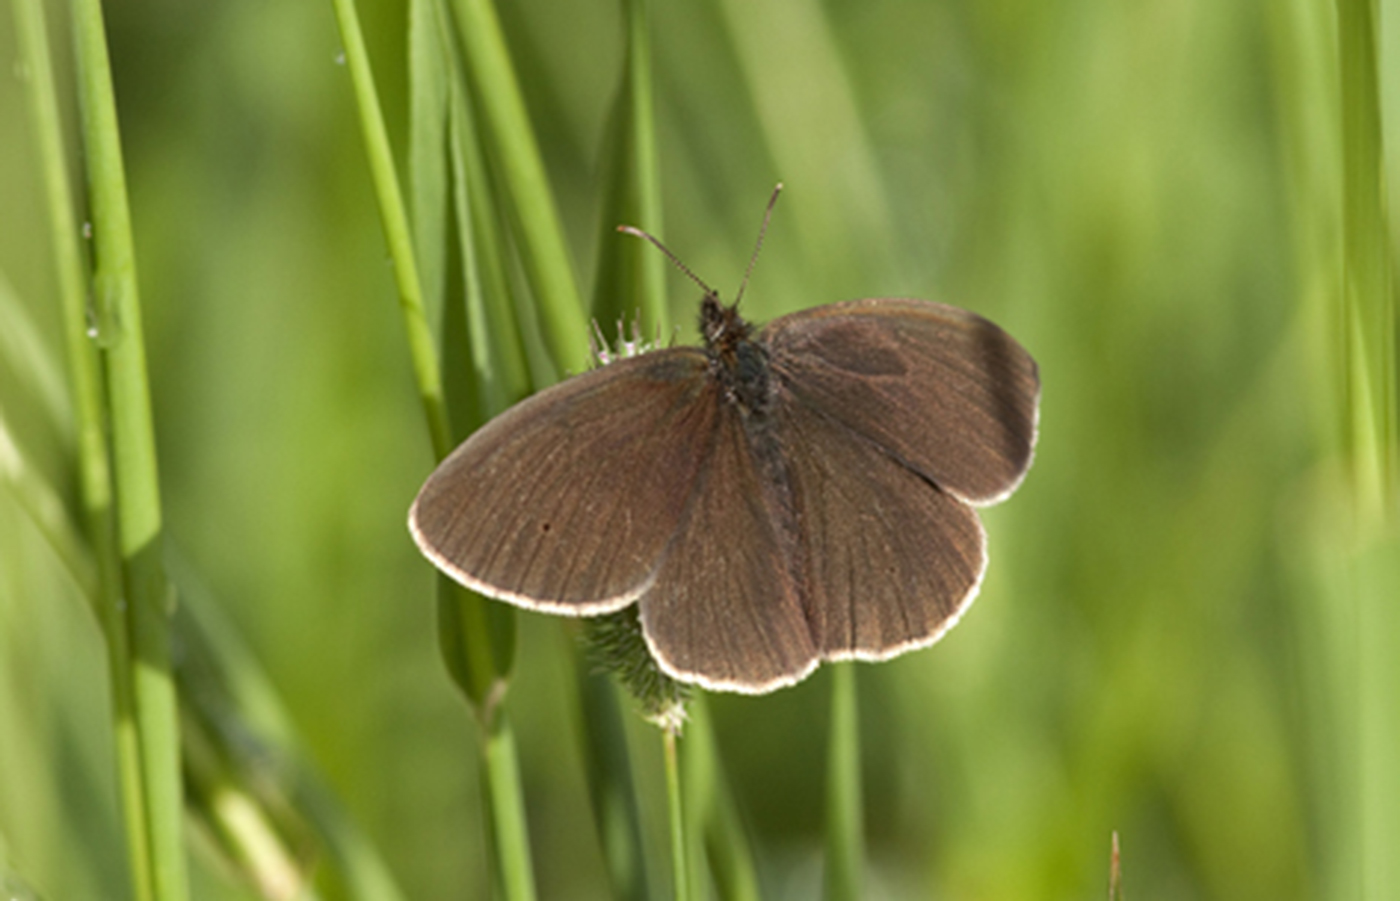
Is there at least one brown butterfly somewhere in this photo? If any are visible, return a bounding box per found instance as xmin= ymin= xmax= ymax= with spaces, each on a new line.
xmin=410 ymin=193 xmax=1040 ymax=693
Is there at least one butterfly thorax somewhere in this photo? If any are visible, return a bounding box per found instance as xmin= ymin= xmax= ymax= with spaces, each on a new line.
xmin=701 ymin=292 xmax=771 ymax=418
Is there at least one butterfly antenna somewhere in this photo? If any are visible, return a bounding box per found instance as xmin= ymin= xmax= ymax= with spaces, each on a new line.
xmin=734 ymin=182 xmax=783 ymax=309
xmin=617 ymin=225 xmax=718 ymax=298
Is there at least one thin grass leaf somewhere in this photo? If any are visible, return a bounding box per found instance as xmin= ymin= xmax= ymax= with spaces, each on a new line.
xmin=572 ymin=668 xmax=654 ymax=901
xmin=591 ymin=0 xmax=669 ymax=342
xmin=331 ymin=0 xmax=453 ymax=460
xmin=0 ymin=273 xmax=72 ymax=443
xmin=425 ymin=0 xmax=529 ymax=714
xmin=171 ymin=561 xmax=409 ymax=901
xmin=0 ymin=855 xmax=41 ymax=901
xmin=1108 ymin=832 xmax=1123 ymax=901
xmin=685 ymin=698 xmax=761 ymax=901
xmin=0 ymin=410 xmax=96 ymax=601
xmin=445 ymin=67 xmax=533 ymax=420
xmin=180 ymin=715 xmax=313 ymax=901
xmin=334 ymin=4 xmax=540 ymax=898
xmin=479 ymin=715 xmax=539 ymax=901
xmin=67 ymin=0 xmax=187 ymax=895
xmin=0 ymin=448 xmax=323 ymax=901
xmin=445 ymin=0 xmax=592 ymax=378
xmin=409 ymin=0 xmax=452 ymax=342
xmin=408 ymin=0 xmax=522 ymax=717
xmin=823 ymin=663 xmax=863 ymax=901
xmin=1336 ymin=0 xmax=1398 ymax=519
xmin=1334 ymin=3 xmax=1400 ymax=898
xmin=15 ymin=4 xmax=149 ymax=890
xmin=663 ymin=727 xmax=690 ymax=901
xmin=712 ymin=0 xmax=896 ymax=293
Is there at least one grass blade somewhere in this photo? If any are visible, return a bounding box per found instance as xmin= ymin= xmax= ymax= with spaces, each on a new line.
xmin=445 ymin=0 xmax=592 ymax=378
xmin=1108 ymin=832 xmax=1123 ymax=900
xmin=1336 ymin=0 xmax=1398 ymax=518
xmin=445 ymin=53 xmax=533 ymax=420
xmin=0 ymin=274 xmax=71 ymax=442
xmin=68 ymin=0 xmax=188 ymax=895
xmin=409 ymin=0 xmax=452 ymax=344
xmin=823 ymin=663 xmax=863 ymax=901
xmin=1335 ymin=5 xmax=1400 ymax=899
xmin=0 ymin=411 xmax=96 ymax=600
xmin=685 ymin=698 xmax=761 ymax=901
xmin=713 ymin=0 xmax=896 ymax=293
xmin=331 ymin=0 xmax=453 ymax=460
xmin=591 ymin=0 xmax=669 ymax=342
xmin=10 ymin=5 xmax=155 ymax=896
xmin=480 ymin=714 xmax=539 ymax=901
xmin=573 ymin=667 xmax=654 ymax=901
xmin=333 ymin=4 xmax=539 ymax=898
xmin=172 ymin=561 xmax=409 ymax=901
xmin=664 ymin=727 xmax=690 ymax=901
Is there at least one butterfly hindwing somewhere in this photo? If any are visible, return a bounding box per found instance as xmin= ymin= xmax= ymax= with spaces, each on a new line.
xmin=772 ymin=393 xmax=987 ymax=660
xmin=638 ymin=408 xmax=818 ymax=693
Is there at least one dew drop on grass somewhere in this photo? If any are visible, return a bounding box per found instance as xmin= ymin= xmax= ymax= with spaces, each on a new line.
xmin=86 ymin=283 xmax=123 ymax=348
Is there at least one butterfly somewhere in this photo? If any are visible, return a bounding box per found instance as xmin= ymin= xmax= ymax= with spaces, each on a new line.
xmin=410 ymin=194 xmax=1040 ymax=694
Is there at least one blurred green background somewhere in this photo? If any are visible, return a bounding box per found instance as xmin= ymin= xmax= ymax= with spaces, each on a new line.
xmin=2 ymin=0 xmax=1396 ymax=898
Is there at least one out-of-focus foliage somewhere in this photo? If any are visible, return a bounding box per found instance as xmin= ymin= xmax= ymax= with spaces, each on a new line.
xmin=2 ymin=0 xmax=1394 ymax=898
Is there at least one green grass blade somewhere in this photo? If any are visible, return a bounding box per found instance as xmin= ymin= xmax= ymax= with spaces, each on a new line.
xmin=1336 ymin=0 xmax=1398 ymax=520
xmin=0 ymin=274 xmax=71 ymax=442
xmin=423 ymin=0 xmax=528 ymax=711
xmin=1335 ymin=4 xmax=1400 ymax=898
xmin=331 ymin=0 xmax=453 ymax=461
xmin=407 ymin=0 xmax=523 ymax=716
xmin=823 ymin=663 xmax=863 ymax=901
xmin=1108 ymin=832 xmax=1123 ymax=900
xmin=685 ymin=698 xmax=761 ymax=901
xmin=434 ymin=54 xmax=536 ymax=716
xmin=338 ymin=4 xmax=539 ymax=898
xmin=445 ymin=0 xmax=592 ymax=378
xmin=172 ymin=560 xmax=409 ymax=901
xmin=68 ymin=0 xmax=188 ymax=896
xmin=180 ymin=714 xmax=313 ymax=901
xmin=13 ymin=1 xmax=152 ymax=892
xmin=0 ymin=411 xmax=96 ymax=601
xmin=664 ymin=728 xmax=690 ymax=901
xmin=446 ymin=69 xmax=533 ymax=418
xmin=713 ymin=0 xmax=896 ymax=293
xmin=481 ymin=715 xmax=539 ymax=901
xmin=573 ymin=668 xmax=654 ymax=901
xmin=410 ymin=0 xmax=452 ymax=344
xmin=591 ymin=0 xmax=669 ymax=342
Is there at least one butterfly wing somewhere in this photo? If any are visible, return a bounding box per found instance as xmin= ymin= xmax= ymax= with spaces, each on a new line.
xmin=772 ymin=395 xmax=986 ymax=659
xmin=637 ymin=409 xmax=818 ymax=693
xmin=762 ymin=298 xmax=1040 ymax=506
xmin=409 ymin=349 xmax=718 ymax=614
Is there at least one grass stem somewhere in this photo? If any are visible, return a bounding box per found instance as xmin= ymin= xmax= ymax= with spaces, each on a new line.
xmin=69 ymin=0 xmax=189 ymax=896
xmin=13 ymin=2 xmax=156 ymax=897
xmin=331 ymin=0 xmax=453 ymax=460
xmin=824 ymin=663 xmax=863 ymax=901
xmin=663 ymin=727 xmax=690 ymax=901
xmin=481 ymin=715 xmax=539 ymax=901
xmin=446 ymin=0 xmax=592 ymax=378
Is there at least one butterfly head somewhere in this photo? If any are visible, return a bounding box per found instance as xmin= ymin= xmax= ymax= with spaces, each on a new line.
xmin=700 ymin=291 xmax=752 ymax=356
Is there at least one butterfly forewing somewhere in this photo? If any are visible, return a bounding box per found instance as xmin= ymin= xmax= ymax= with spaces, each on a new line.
xmin=638 ymin=410 xmax=818 ymax=693
xmin=410 ymin=349 xmax=716 ymax=614
xmin=773 ymin=394 xmax=987 ymax=659
xmin=763 ymin=299 xmax=1040 ymax=506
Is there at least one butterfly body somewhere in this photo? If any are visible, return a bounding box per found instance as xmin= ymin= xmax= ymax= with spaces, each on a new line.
xmin=410 ymin=295 xmax=1039 ymax=693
